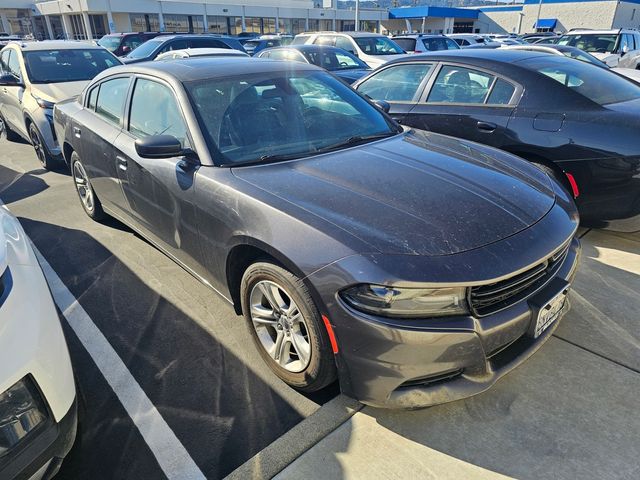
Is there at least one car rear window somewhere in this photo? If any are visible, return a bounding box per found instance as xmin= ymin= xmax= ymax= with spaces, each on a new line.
xmin=520 ymin=56 xmax=640 ymax=105
xmin=393 ymin=38 xmax=416 ymax=51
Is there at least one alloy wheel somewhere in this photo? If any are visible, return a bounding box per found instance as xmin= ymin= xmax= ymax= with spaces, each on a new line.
xmin=29 ymin=126 xmax=46 ymax=166
xmin=73 ymin=161 xmax=94 ymax=213
xmin=249 ymin=280 xmax=312 ymax=373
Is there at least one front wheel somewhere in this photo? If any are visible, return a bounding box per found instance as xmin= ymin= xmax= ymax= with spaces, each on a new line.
xmin=0 ymin=114 xmax=20 ymax=142
xmin=241 ymin=262 xmax=337 ymax=392
xmin=29 ymin=123 xmax=58 ymax=170
xmin=71 ymin=152 xmax=106 ymax=221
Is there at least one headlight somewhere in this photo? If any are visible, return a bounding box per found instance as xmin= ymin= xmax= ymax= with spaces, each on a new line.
xmin=340 ymin=284 xmax=468 ymax=318
xmin=31 ymin=94 xmax=55 ymax=110
xmin=0 ymin=376 xmax=48 ymax=457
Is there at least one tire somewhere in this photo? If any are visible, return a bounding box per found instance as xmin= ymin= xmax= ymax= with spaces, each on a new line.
xmin=70 ymin=151 xmax=106 ymax=221
xmin=241 ymin=261 xmax=337 ymax=392
xmin=0 ymin=114 xmax=20 ymax=142
xmin=29 ymin=122 xmax=58 ymax=170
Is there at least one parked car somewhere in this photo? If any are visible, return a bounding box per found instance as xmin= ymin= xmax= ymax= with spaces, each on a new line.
xmin=392 ymin=34 xmax=460 ymax=54
xmin=503 ymin=43 xmax=640 ymax=82
xmin=0 ymin=205 xmax=77 ymax=480
xmin=353 ymin=49 xmax=640 ymax=230
xmin=617 ymin=48 xmax=640 ymax=69
xmin=256 ymin=45 xmax=371 ymax=84
xmin=155 ymin=47 xmax=248 ymax=61
xmin=0 ymin=35 xmax=22 ymax=48
xmin=54 ymin=57 xmax=580 ymax=408
xmin=533 ymin=36 xmax=561 ymax=45
xmin=448 ymin=34 xmax=491 ymax=47
xmin=98 ymin=32 xmax=169 ymax=57
xmin=121 ymin=34 xmax=246 ymax=63
xmin=242 ymin=35 xmax=293 ymax=56
xmin=556 ymin=29 xmax=640 ymax=66
xmin=0 ymin=40 xmax=122 ymax=169
xmin=523 ymin=32 xmax=560 ymax=44
xmin=292 ymin=32 xmax=406 ymax=68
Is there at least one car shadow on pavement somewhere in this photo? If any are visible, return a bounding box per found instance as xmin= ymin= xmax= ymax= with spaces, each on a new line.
xmin=0 ymin=163 xmax=49 ymax=204
xmin=17 ymin=217 xmax=320 ymax=480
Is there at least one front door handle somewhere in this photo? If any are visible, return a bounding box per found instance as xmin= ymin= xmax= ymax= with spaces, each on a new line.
xmin=73 ymin=127 xmax=81 ymax=138
xmin=116 ymin=156 xmax=128 ymax=171
xmin=476 ymin=121 xmax=497 ymax=132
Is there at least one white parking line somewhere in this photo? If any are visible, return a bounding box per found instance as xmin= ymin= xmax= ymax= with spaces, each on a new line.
xmin=32 ymin=245 xmax=207 ymax=480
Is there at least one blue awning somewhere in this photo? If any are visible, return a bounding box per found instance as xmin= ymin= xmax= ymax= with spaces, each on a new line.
xmin=534 ymin=18 xmax=557 ymax=29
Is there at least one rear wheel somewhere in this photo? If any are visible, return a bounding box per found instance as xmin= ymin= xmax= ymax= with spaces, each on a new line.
xmin=0 ymin=114 xmax=20 ymax=142
xmin=71 ymin=151 xmax=106 ymax=221
xmin=241 ymin=261 xmax=337 ymax=392
xmin=29 ymin=123 xmax=58 ymax=170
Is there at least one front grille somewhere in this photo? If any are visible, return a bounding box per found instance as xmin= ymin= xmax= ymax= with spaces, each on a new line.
xmin=469 ymin=243 xmax=570 ymax=317
xmin=398 ymin=369 xmax=463 ymax=389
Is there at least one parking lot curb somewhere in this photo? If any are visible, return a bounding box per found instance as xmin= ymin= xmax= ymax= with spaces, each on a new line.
xmin=224 ymin=394 xmax=363 ymax=480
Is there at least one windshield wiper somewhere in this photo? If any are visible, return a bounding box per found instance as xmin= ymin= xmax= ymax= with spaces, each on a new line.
xmin=313 ymin=132 xmax=397 ymax=154
xmin=225 ymin=152 xmax=307 ymax=167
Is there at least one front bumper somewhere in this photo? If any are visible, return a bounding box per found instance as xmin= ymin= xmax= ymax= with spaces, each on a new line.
xmin=0 ymin=396 xmax=77 ymax=480
xmin=318 ymin=235 xmax=580 ymax=409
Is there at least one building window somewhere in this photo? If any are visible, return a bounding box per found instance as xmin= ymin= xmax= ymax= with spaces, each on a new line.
xmin=244 ymin=17 xmax=262 ymax=34
xmin=207 ymin=16 xmax=229 ymax=35
xmin=130 ymin=13 xmax=160 ymax=32
xmin=49 ymin=15 xmax=65 ymax=39
xmin=69 ymin=14 xmax=87 ymax=40
xmin=163 ymin=14 xmax=189 ymax=32
xmin=89 ymin=14 xmax=107 ymax=37
xmin=263 ymin=18 xmax=276 ymax=34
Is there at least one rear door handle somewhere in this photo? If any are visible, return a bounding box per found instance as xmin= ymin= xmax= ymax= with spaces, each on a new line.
xmin=116 ymin=156 xmax=128 ymax=171
xmin=73 ymin=127 xmax=81 ymax=138
xmin=476 ymin=121 xmax=497 ymax=132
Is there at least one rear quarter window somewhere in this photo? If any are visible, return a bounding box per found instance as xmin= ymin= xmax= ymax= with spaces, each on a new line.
xmin=522 ymin=56 xmax=640 ymax=105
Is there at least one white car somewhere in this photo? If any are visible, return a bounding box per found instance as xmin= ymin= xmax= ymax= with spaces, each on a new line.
xmin=291 ymin=32 xmax=407 ymax=69
xmin=502 ymin=44 xmax=640 ymax=82
xmin=0 ymin=205 xmax=76 ymax=479
xmin=448 ymin=34 xmax=491 ymax=47
xmin=154 ymin=47 xmax=249 ymax=61
xmin=555 ymin=29 xmax=640 ymax=67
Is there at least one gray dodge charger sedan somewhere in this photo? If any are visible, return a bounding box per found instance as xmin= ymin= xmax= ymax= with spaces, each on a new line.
xmin=53 ymin=58 xmax=580 ymax=408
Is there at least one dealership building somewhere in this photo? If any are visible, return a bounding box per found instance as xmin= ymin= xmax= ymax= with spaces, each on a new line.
xmin=1 ymin=0 xmax=640 ymax=41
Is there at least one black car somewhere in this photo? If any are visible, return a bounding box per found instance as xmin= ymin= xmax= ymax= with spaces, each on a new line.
xmin=256 ymin=45 xmax=371 ymax=84
xmin=354 ymin=49 xmax=640 ymax=230
xmin=121 ymin=34 xmax=246 ymax=63
xmin=54 ymin=58 xmax=580 ymax=408
xmin=98 ymin=32 xmax=168 ymax=57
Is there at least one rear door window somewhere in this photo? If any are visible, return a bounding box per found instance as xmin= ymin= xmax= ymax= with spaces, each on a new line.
xmin=427 ymin=65 xmax=496 ymax=104
xmin=357 ymin=63 xmax=433 ymax=102
xmin=190 ymin=38 xmax=229 ymax=49
xmin=95 ymin=77 xmax=130 ymax=126
xmin=159 ymin=39 xmax=189 ymax=54
xmin=393 ymin=38 xmax=416 ymax=52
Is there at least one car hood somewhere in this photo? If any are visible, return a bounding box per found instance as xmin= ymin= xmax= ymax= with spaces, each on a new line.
xmin=30 ymin=81 xmax=88 ymax=104
xmin=333 ymin=69 xmax=371 ymax=84
xmin=232 ymin=131 xmax=556 ymax=256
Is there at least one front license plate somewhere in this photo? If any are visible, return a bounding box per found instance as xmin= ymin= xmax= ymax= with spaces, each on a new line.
xmin=534 ymin=288 xmax=568 ymax=338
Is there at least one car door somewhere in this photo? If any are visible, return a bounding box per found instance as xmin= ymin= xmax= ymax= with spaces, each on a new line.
xmin=75 ymin=76 xmax=133 ymax=217
xmin=0 ymin=49 xmax=27 ymax=137
xmin=112 ymin=76 xmax=205 ymax=275
xmin=402 ymin=63 xmax=519 ymax=149
xmin=355 ymin=62 xmax=436 ymax=123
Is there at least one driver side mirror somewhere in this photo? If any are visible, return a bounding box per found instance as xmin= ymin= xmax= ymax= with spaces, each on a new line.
xmin=622 ymin=45 xmax=630 ymax=55
xmin=121 ymin=45 xmax=132 ymax=54
xmin=0 ymin=73 xmax=22 ymax=87
xmin=373 ymin=99 xmax=391 ymax=113
xmin=135 ymin=135 xmax=185 ymax=159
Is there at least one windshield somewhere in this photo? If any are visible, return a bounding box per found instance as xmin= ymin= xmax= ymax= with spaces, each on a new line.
xmin=521 ymin=56 xmax=640 ymax=105
xmin=557 ymin=33 xmax=618 ymax=53
xmin=185 ymin=70 xmax=398 ymax=166
xmin=126 ymin=39 xmax=162 ymax=59
xmin=354 ymin=37 xmax=405 ymax=55
xmin=302 ymin=49 xmax=368 ymax=71
xmin=23 ymin=49 xmax=120 ymax=84
xmin=97 ymin=36 xmax=122 ymax=52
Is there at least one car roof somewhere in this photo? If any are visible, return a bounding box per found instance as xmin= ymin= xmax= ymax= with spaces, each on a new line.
xmin=394 ymin=34 xmax=448 ymax=39
xmin=389 ymin=48 xmax=543 ymax=65
xmin=94 ymin=56 xmax=318 ymax=83
xmin=561 ymin=29 xmax=625 ymax=35
xmin=158 ymin=48 xmax=248 ymax=58
xmin=311 ymin=31 xmax=386 ymax=38
xmin=9 ymin=40 xmax=105 ymax=51
xmin=281 ymin=44 xmax=345 ymax=52
xmin=148 ymin=34 xmax=235 ymax=42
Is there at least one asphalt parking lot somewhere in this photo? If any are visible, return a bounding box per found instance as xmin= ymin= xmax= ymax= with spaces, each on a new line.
xmin=1 ymin=136 xmax=638 ymax=480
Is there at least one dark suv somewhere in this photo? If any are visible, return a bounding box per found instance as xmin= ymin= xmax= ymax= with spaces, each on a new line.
xmin=121 ymin=34 xmax=246 ymax=63
xmin=98 ymin=32 xmax=166 ymax=57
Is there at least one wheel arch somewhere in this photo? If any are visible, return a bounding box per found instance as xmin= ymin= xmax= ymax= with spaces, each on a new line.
xmin=225 ymin=238 xmax=310 ymax=315
xmin=505 ymin=149 xmax=572 ymax=192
